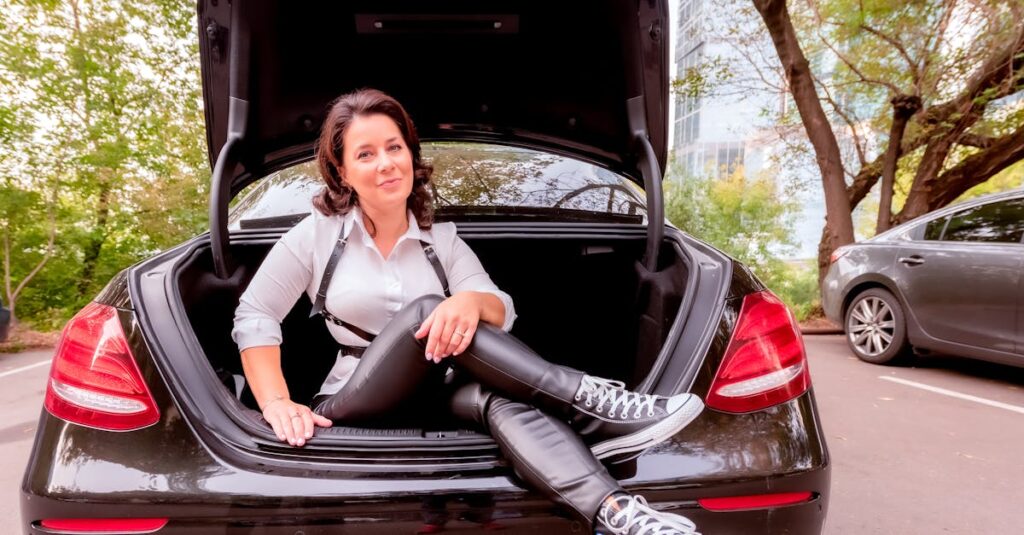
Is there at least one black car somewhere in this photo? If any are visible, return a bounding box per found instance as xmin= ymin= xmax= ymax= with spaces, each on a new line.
xmin=0 ymin=295 xmax=10 ymax=343
xmin=21 ymin=1 xmax=830 ymax=533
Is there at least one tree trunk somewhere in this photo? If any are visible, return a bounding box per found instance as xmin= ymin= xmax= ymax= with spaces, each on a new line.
xmin=753 ymin=0 xmax=855 ymax=281
xmin=876 ymin=95 xmax=921 ymax=233
xmin=78 ymin=181 xmax=111 ymax=295
xmin=897 ymin=108 xmax=982 ymax=223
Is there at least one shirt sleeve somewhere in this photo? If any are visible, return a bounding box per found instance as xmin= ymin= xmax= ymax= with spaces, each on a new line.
xmin=231 ymin=217 xmax=316 ymax=352
xmin=444 ymin=229 xmax=517 ymax=332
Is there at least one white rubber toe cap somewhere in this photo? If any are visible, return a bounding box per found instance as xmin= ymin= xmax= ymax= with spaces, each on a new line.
xmin=666 ymin=393 xmax=703 ymax=414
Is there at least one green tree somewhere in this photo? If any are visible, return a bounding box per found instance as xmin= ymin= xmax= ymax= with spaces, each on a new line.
xmin=664 ymin=160 xmax=815 ymax=315
xmin=679 ymin=0 xmax=1024 ymax=279
xmin=0 ymin=183 xmax=55 ymax=323
xmin=0 ymin=0 xmax=208 ymax=327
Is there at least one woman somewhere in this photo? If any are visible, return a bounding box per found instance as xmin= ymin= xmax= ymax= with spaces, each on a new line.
xmin=233 ymin=89 xmax=704 ymax=535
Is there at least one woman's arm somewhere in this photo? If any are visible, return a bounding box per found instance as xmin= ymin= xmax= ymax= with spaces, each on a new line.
xmin=473 ymin=291 xmax=506 ymax=328
xmin=232 ymin=216 xmax=330 ymax=445
xmin=440 ymin=228 xmax=517 ymax=330
xmin=241 ymin=345 xmax=331 ymax=447
xmin=240 ymin=345 xmax=290 ymax=410
xmin=414 ymin=229 xmax=517 ymax=361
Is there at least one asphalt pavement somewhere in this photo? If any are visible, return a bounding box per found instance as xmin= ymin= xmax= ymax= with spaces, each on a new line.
xmin=809 ymin=335 xmax=1024 ymax=534
xmin=2 ymin=337 xmax=1023 ymax=533
xmin=0 ymin=348 xmax=52 ymax=531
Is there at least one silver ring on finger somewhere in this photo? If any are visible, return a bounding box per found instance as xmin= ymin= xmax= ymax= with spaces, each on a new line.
xmin=453 ymin=331 xmax=465 ymax=337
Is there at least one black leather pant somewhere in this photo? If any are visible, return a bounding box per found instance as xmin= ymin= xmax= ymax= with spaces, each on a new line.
xmin=313 ymin=295 xmax=623 ymax=526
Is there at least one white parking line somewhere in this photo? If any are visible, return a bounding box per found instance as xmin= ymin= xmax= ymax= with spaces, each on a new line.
xmin=0 ymin=359 xmax=51 ymax=379
xmin=879 ymin=375 xmax=1024 ymax=415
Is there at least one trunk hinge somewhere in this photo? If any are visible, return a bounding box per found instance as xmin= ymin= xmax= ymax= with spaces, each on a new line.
xmin=210 ymin=1 xmax=251 ymax=279
xmin=627 ymin=96 xmax=664 ymax=271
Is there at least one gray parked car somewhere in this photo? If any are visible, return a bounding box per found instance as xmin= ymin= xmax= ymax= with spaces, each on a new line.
xmin=822 ymin=189 xmax=1024 ymax=366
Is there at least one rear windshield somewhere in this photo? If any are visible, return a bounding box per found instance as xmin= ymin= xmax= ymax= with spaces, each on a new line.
xmin=228 ymin=143 xmax=647 ymax=229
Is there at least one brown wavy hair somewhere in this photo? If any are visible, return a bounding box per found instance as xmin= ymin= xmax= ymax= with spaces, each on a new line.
xmin=313 ymin=88 xmax=434 ymax=234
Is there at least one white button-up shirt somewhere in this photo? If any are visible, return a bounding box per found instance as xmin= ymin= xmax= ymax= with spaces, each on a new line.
xmin=232 ymin=206 xmax=516 ymax=395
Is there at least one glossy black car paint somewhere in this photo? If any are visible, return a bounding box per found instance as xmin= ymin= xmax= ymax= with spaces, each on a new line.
xmin=199 ymin=1 xmax=671 ymax=192
xmin=22 ymin=226 xmax=830 ymax=534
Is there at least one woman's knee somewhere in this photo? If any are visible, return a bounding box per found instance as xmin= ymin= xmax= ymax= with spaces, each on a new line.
xmin=448 ymin=381 xmax=493 ymax=426
xmin=384 ymin=294 xmax=445 ymax=333
xmin=406 ymin=294 xmax=445 ymax=321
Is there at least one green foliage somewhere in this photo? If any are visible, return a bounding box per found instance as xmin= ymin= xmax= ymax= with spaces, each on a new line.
xmin=663 ymin=159 xmax=818 ymax=319
xmin=0 ymin=0 xmax=209 ymax=329
xmin=766 ymin=261 xmax=821 ymax=322
xmin=670 ymin=55 xmax=735 ymax=100
xmin=674 ymin=0 xmax=1024 ymax=313
xmin=957 ymin=160 xmax=1024 ymax=202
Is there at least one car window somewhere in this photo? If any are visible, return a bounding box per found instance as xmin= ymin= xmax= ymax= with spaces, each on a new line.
xmin=228 ymin=143 xmax=647 ymax=229
xmin=922 ymin=216 xmax=948 ymax=241
xmin=940 ymin=198 xmax=1024 ymax=243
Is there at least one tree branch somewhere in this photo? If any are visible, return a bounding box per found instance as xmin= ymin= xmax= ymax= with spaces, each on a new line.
xmin=956 ymin=133 xmax=996 ymax=149
xmin=846 ymin=159 xmax=883 ymax=209
xmin=921 ymin=25 xmax=1024 ymax=127
xmin=817 ymin=32 xmax=901 ymax=93
xmin=814 ymin=71 xmax=867 ymax=168
xmin=914 ymin=126 xmax=1024 ymax=212
xmin=859 ymin=23 xmax=919 ymax=87
xmin=553 ymin=184 xmax=635 ymax=209
xmin=733 ymin=41 xmax=787 ymax=93
xmin=11 ymin=174 xmax=60 ymax=301
xmin=920 ymin=0 xmax=956 ymax=92
xmin=845 ymin=127 xmax=934 ymax=210
xmin=876 ymin=95 xmax=922 ymax=232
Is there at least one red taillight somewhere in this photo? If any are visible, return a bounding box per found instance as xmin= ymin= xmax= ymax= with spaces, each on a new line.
xmin=698 ymin=492 xmax=813 ymax=511
xmin=43 ymin=302 xmax=160 ymax=431
xmin=828 ymin=246 xmax=849 ymax=264
xmin=40 ymin=518 xmax=168 ymax=533
xmin=706 ymin=291 xmax=810 ymax=413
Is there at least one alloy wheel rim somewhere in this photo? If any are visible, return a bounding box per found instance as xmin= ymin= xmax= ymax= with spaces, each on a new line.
xmin=847 ymin=296 xmax=896 ymax=357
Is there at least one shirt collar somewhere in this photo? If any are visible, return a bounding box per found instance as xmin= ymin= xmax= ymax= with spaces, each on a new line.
xmin=343 ymin=206 xmax=433 ymax=247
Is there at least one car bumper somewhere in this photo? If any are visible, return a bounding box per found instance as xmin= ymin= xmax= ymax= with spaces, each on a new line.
xmin=820 ymin=267 xmax=843 ymax=326
xmin=22 ymin=392 xmax=830 ymax=534
xmin=22 ymin=477 xmax=828 ymax=535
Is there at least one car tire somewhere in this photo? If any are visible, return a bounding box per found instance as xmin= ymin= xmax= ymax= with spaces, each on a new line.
xmin=844 ymin=288 xmax=912 ymax=365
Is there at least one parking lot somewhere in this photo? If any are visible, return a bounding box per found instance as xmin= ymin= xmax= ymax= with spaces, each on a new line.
xmin=808 ymin=335 xmax=1024 ymax=533
xmin=2 ymin=335 xmax=1022 ymax=533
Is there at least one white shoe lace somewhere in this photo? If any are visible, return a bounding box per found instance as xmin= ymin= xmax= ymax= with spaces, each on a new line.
xmin=599 ymin=495 xmax=700 ymax=535
xmin=575 ymin=376 xmax=659 ymax=419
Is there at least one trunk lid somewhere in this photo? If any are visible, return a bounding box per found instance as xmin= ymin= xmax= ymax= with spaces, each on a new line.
xmin=197 ymin=0 xmax=669 ymax=189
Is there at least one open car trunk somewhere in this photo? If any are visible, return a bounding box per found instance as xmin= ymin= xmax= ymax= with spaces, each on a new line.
xmin=154 ymin=223 xmax=708 ymax=459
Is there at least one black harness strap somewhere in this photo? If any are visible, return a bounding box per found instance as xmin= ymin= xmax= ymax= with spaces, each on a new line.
xmin=309 ymin=224 xmax=451 ymax=349
xmin=420 ymin=241 xmax=451 ymax=297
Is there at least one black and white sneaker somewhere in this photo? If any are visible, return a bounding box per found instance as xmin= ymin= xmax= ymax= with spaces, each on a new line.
xmin=572 ymin=376 xmax=704 ymax=461
xmin=596 ymin=494 xmax=701 ymax=535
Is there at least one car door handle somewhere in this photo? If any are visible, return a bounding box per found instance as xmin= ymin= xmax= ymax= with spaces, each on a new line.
xmin=898 ymin=255 xmax=925 ymax=266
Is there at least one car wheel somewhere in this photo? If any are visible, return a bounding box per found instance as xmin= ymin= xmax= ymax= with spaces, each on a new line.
xmin=844 ymin=288 xmax=911 ymax=365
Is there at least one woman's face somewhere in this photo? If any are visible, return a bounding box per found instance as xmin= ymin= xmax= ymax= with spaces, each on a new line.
xmin=340 ymin=113 xmax=414 ymax=216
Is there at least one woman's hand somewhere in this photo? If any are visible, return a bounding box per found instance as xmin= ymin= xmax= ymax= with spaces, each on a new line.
xmin=261 ymin=397 xmax=332 ymax=447
xmin=414 ymin=292 xmax=482 ymax=363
